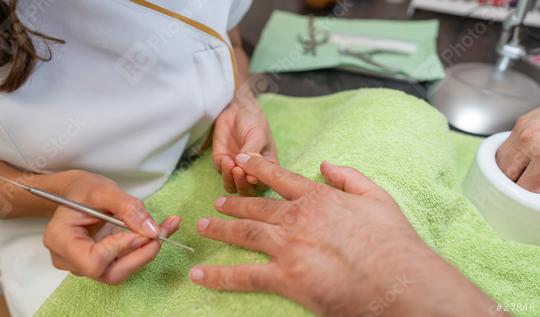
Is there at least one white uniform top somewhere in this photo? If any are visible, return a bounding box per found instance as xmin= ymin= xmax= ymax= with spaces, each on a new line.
xmin=0 ymin=0 xmax=252 ymax=199
xmin=0 ymin=1 xmax=252 ymax=316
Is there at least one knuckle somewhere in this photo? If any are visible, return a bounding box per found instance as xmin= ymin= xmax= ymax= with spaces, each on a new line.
xmin=280 ymin=202 xmax=302 ymax=226
xmin=86 ymin=183 xmax=110 ymax=203
xmin=247 ymin=199 xmax=261 ymax=214
xmin=109 ymin=234 xmax=125 ymax=249
xmin=531 ymin=140 xmax=540 ymax=157
xmin=257 ymin=198 xmax=276 ymax=216
xmin=251 ymin=198 xmax=276 ymax=215
xmin=518 ymin=127 xmax=538 ymax=144
xmin=251 ymin=157 xmax=266 ymax=172
xmin=247 ymin=270 xmax=265 ymax=290
xmin=314 ymin=183 xmax=332 ymax=196
xmin=241 ymin=222 xmax=263 ymax=242
xmin=271 ymin=166 xmax=287 ymax=180
xmin=122 ymin=198 xmax=145 ymax=214
xmin=220 ymin=271 xmax=236 ymax=290
xmin=291 ymin=172 xmax=307 ymax=185
xmin=282 ymin=262 xmax=308 ymax=281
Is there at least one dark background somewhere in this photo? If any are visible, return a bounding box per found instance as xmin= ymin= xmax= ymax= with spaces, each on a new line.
xmin=239 ymin=0 xmax=540 ymax=99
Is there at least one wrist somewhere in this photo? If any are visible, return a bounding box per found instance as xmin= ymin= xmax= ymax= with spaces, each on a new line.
xmin=8 ymin=169 xmax=87 ymax=218
xmin=378 ymin=244 xmax=501 ymax=317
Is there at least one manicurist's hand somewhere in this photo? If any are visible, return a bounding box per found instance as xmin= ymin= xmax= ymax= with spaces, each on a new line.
xmin=43 ymin=171 xmax=180 ymax=285
xmin=190 ymin=155 xmax=505 ymax=317
xmin=212 ymin=94 xmax=278 ymax=196
xmin=496 ymin=107 xmax=540 ymax=193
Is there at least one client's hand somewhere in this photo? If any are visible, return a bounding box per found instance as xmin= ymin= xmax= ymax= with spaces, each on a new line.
xmin=212 ymin=94 xmax=278 ymax=196
xmin=191 ymin=155 xmax=501 ymax=317
xmin=43 ymin=171 xmax=180 ymax=285
xmin=497 ymin=107 xmax=540 ymax=193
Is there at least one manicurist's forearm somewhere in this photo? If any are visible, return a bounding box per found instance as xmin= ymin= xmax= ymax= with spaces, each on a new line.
xmin=0 ymin=161 xmax=80 ymax=218
xmin=229 ymin=27 xmax=253 ymax=91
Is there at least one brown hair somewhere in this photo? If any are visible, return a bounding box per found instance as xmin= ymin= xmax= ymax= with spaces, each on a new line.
xmin=0 ymin=0 xmax=63 ymax=92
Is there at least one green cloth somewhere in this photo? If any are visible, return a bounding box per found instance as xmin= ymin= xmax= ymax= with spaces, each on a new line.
xmin=37 ymin=89 xmax=540 ymax=317
xmin=250 ymin=11 xmax=445 ymax=81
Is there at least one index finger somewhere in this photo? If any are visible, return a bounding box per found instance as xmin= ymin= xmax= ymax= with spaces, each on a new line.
xmin=99 ymin=216 xmax=181 ymax=285
xmin=235 ymin=153 xmax=312 ymax=200
xmin=190 ymin=263 xmax=279 ymax=292
xmin=86 ymin=185 xmax=160 ymax=238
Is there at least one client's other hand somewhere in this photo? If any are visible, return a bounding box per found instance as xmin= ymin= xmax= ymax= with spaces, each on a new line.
xmin=497 ymin=107 xmax=540 ymax=193
xmin=190 ymin=155 xmax=501 ymax=317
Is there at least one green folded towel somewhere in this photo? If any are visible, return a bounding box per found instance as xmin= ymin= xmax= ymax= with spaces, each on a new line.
xmin=249 ymin=11 xmax=445 ymax=81
xmin=37 ymin=89 xmax=540 ymax=317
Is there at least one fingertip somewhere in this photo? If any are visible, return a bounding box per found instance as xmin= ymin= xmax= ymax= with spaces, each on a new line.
xmin=320 ymin=161 xmax=338 ymax=180
xmin=189 ymin=267 xmax=205 ymax=283
xmin=215 ymin=197 xmax=227 ymax=210
xmin=197 ymin=218 xmax=210 ymax=233
xmin=224 ymin=159 xmax=235 ymax=170
xmin=232 ymin=166 xmax=245 ymax=177
xmin=162 ymin=216 xmax=182 ymax=235
xmin=246 ymin=175 xmax=258 ymax=185
xmin=320 ymin=160 xmax=330 ymax=172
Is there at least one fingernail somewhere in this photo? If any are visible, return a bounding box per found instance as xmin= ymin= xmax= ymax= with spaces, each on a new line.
xmin=235 ymin=153 xmax=251 ymax=164
xmin=215 ymin=197 xmax=227 ymax=209
xmin=131 ymin=236 xmax=148 ymax=249
xmin=323 ymin=160 xmax=335 ymax=167
xmin=197 ymin=218 xmax=210 ymax=232
xmin=142 ymin=219 xmax=159 ymax=237
xmin=172 ymin=216 xmax=182 ymax=227
xmin=189 ymin=267 xmax=204 ymax=282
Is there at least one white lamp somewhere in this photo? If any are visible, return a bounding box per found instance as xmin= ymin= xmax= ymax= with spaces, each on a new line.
xmin=429 ymin=0 xmax=540 ymax=135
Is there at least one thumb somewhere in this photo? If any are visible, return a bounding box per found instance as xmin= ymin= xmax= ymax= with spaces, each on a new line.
xmin=320 ymin=161 xmax=388 ymax=200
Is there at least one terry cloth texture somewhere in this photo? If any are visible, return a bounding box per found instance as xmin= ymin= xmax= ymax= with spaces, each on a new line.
xmin=37 ymin=89 xmax=539 ymax=317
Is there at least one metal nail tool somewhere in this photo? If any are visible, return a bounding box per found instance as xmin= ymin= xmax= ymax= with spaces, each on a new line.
xmin=0 ymin=175 xmax=194 ymax=253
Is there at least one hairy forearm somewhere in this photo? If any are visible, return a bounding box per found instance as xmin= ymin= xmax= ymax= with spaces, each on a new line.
xmin=375 ymin=245 xmax=509 ymax=317
xmin=0 ymin=162 xmax=78 ymax=218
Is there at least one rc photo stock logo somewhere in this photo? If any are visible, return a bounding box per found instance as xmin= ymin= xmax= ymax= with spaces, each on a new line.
xmin=115 ymin=42 xmax=158 ymax=86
